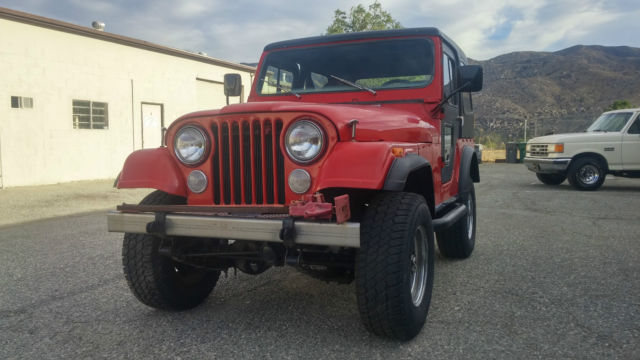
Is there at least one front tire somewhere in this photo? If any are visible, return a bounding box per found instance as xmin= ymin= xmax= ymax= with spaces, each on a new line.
xmin=536 ymin=172 xmax=566 ymax=185
xmin=122 ymin=190 xmax=220 ymax=311
xmin=436 ymin=182 xmax=476 ymax=259
xmin=356 ymin=192 xmax=434 ymax=341
xmin=567 ymin=157 xmax=606 ymax=191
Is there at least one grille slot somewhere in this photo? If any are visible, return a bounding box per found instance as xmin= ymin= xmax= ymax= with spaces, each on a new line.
xmin=211 ymin=118 xmax=285 ymax=205
xmin=530 ymin=144 xmax=548 ymax=157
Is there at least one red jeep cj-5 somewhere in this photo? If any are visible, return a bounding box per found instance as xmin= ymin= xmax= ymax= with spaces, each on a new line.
xmin=108 ymin=28 xmax=482 ymax=340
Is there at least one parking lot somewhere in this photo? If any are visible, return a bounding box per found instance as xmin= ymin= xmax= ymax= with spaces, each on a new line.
xmin=1 ymin=163 xmax=639 ymax=359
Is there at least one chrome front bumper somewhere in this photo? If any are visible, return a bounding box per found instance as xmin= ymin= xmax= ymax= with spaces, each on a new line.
xmin=107 ymin=211 xmax=361 ymax=248
xmin=524 ymin=157 xmax=571 ymax=173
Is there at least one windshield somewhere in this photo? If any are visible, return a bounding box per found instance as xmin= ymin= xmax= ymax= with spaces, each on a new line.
xmin=587 ymin=112 xmax=633 ymax=132
xmin=257 ymin=38 xmax=434 ymax=96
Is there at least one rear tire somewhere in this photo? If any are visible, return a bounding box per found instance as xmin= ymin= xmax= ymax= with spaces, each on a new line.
xmin=356 ymin=192 xmax=434 ymax=341
xmin=536 ymin=172 xmax=566 ymax=185
xmin=436 ymin=182 xmax=476 ymax=259
xmin=122 ymin=190 xmax=220 ymax=311
xmin=567 ymin=157 xmax=606 ymax=191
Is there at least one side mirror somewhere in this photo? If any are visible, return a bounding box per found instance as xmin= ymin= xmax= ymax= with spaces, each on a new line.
xmin=459 ymin=65 xmax=483 ymax=92
xmin=224 ymin=73 xmax=242 ymax=97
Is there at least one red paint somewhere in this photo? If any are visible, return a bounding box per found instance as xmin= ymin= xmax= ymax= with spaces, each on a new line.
xmin=117 ymin=148 xmax=187 ymax=197
xmin=333 ymin=194 xmax=351 ymax=224
xmin=315 ymin=142 xmax=396 ymax=190
xmin=289 ymin=193 xmax=332 ymax=220
xmin=118 ymin=32 xmax=477 ymax=218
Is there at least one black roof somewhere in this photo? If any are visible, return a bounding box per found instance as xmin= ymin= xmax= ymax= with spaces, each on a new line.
xmin=263 ymin=27 xmax=467 ymax=63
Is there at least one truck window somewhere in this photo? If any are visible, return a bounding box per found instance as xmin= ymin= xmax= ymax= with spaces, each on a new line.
xmin=628 ymin=116 xmax=640 ymax=134
xmin=257 ymin=38 xmax=434 ymax=95
xmin=442 ymin=53 xmax=457 ymax=105
xmin=259 ymin=65 xmax=294 ymax=95
xmin=587 ymin=112 xmax=632 ymax=132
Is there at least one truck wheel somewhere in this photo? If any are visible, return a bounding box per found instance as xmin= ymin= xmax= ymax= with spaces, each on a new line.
xmin=567 ymin=157 xmax=606 ymax=191
xmin=536 ymin=172 xmax=566 ymax=185
xmin=122 ymin=190 xmax=220 ymax=311
xmin=356 ymin=192 xmax=434 ymax=341
xmin=436 ymin=182 xmax=476 ymax=259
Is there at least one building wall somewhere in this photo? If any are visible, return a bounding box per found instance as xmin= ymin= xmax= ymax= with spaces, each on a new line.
xmin=0 ymin=18 xmax=254 ymax=188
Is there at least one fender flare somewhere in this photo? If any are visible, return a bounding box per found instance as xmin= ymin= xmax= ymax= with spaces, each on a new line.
xmin=383 ymin=153 xmax=435 ymax=214
xmin=459 ymin=145 xmax=480 ymax=195
xmin=116 ymin=147 xmax=187 ymax=197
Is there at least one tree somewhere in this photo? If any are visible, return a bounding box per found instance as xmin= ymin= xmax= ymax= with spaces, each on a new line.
xmin=326 ymin=1 xmax=402 ymax=34
xmin=605 ymin=100 xmax=632 ymax=111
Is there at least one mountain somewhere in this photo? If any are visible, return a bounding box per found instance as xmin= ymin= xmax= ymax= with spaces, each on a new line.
xmin=472 ymin=45 xmax=640 ymax=140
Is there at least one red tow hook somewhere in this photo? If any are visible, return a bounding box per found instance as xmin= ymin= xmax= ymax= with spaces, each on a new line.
xmin=288 ymin=193 xmax=351 ymax=224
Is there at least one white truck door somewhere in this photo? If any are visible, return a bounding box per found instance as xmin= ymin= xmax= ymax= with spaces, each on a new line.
xmin=621 ymin=114 xmax=640 ymax=170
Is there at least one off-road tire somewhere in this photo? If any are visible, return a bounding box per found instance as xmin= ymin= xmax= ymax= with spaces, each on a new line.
xmin=567 ymin=157 xmax=606 ymax=191
xmin=436 ymin=182 xmax=476 ymax=259
xmin=356 ymin=192 xmax=434 ymax=341
xmin=122 ymin=190 xmax=220 ymax=311
xmin=536 ymin=172 xmax=566 ymax=185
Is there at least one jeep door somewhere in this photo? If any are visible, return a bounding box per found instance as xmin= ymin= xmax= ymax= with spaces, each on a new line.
xmin=622 ymin=113 xmax=640 ymax=169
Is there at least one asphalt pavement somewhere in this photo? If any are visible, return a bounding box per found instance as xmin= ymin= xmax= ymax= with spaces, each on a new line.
xmin=1 ymin=164 xmax=639 ymax=359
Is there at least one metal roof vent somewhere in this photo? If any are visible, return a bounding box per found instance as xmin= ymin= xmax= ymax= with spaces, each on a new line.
xmin=91 ymin=21 xmax=105 ymax=31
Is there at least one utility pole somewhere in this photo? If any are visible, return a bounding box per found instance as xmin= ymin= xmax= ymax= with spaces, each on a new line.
xmin=524 ymin=117 xmax=527 ymax=141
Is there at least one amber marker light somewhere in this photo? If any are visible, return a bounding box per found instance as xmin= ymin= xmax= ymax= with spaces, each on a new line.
xmin=550 ymin=143 xmax=564 ymax=153
xmin=391 ymin=147 xmax=405 ymax=157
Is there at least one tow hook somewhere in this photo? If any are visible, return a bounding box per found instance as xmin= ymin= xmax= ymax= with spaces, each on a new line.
xmin=288 ymin=193 xmax=351 ymax=224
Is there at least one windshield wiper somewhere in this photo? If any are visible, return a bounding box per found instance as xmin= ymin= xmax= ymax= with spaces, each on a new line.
xmin=261 ymin=78 xmax=301 ymax=99
xmin=329 ymin=75 xmax=376 ymax=95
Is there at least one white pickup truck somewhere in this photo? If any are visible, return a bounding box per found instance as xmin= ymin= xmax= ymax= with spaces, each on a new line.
xmin=524 ymin=108 xmax=640 ymax=190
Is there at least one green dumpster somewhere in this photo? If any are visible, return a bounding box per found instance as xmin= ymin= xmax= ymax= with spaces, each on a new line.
xmin=517 ymin=142 xmax=527 ymax=163
xmin=506 ymin=142 xmax=518 ymax=163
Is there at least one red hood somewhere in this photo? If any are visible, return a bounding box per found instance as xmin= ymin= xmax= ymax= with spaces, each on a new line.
xmin=178 ymin=101 xmax=436 ymax=143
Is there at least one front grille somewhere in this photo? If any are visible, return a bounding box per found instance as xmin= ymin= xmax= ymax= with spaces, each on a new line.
xmin=529 ymin=144 xmax=548 ymax=157
xmin=211 ymin=118 xmax=285 ymax=205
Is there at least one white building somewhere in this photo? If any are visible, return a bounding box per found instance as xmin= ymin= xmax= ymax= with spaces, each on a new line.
xmin=0 ymin=7 xmax=255 ymax=188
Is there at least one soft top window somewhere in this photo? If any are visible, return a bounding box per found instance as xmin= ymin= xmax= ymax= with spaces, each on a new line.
xmin=257 ymin=38 xmax=434 ymax=96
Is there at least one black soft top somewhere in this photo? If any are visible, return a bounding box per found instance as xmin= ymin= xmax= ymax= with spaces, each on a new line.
xmin=263 ymin=27 xmax=467 ymax=63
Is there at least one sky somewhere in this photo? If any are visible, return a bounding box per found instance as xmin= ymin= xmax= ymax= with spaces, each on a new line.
xmin=3 ymin=0 xmax=640 ymax=63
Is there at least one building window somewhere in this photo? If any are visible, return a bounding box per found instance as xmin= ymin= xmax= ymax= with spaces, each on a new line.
xmin=73 ymin=100 xmax=108 ymax=129
xmin=11 ymin=96 xmax=33 ymax=109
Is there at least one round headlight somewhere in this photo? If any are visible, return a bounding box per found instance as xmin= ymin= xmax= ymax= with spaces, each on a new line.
xmin=285 ymin=120 xmax=324 ymax=163
xmin=174 ymin=126 xmax=208 ymax=165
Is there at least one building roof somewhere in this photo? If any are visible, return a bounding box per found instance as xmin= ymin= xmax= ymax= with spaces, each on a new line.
xmin=0 ymin=6 xmax=255 ymax=73
xmin=264 ymin=27 xmax=467 ymax=63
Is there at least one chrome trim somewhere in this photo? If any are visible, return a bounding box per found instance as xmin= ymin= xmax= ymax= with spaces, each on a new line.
xmin=577 ymin=164 xmax=600 ymax=185
xmin=524 ymin=157 xmax=571 ymax=173
xmin=107 ymin=211 xmax=360 ymax=248
xmin=410 ymin=225 xmax=428 ymax=306
xmin=284 ymin=119 xmax=325 ymax=164
xmin=174 ymin=125 xmax=209 ymax=166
